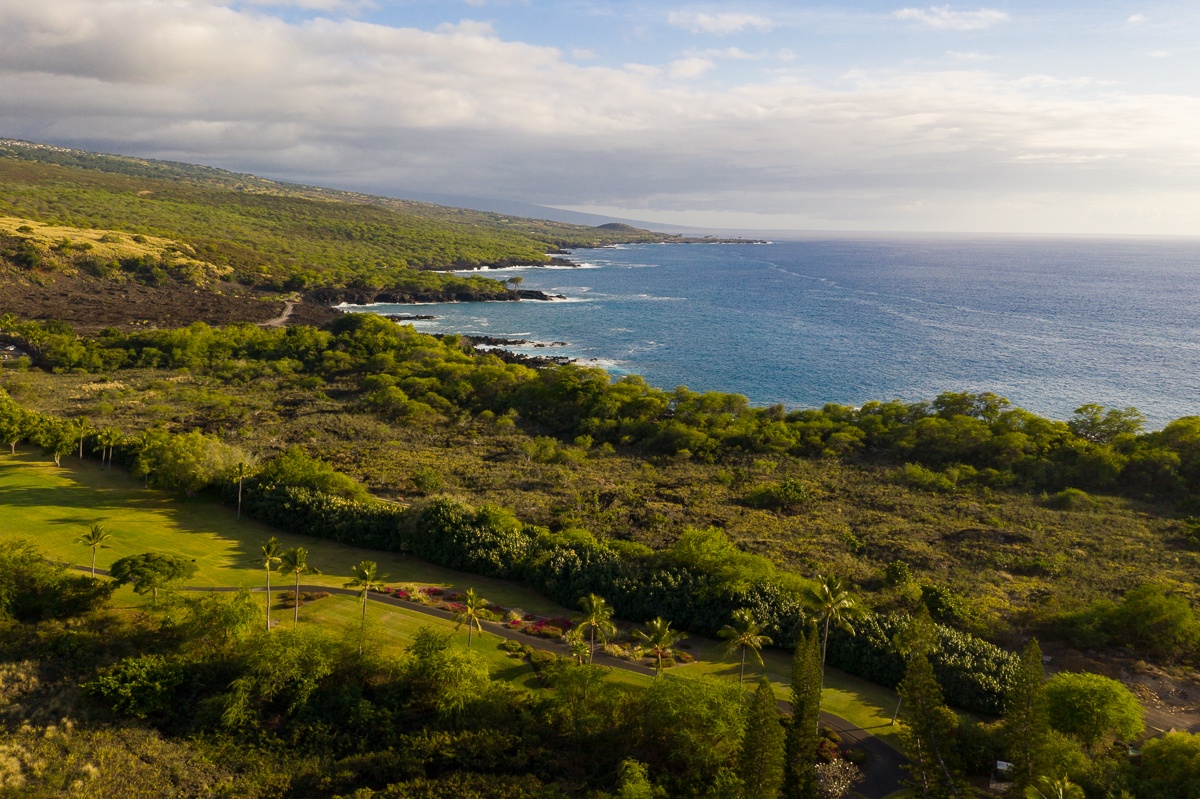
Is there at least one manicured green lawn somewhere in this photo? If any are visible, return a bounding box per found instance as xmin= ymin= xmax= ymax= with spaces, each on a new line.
xmin=1 ymin=452 xmax=901 ymax=739
xmin=0 ymin=452 xmax=568 ymax=614
xmin=673 ymin=638 xmax=902 ymax=749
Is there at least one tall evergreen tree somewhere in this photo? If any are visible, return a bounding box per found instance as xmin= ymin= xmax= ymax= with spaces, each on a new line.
xmin=1003 ymin=639 xmax=1050 ymax=792
xmin=898 ymin=652 xmax=971 ymax=799
xmin=740 ymin=677 xmax=786 ymax=799
xmin=786 ymin=626 xmax=822 ymax=799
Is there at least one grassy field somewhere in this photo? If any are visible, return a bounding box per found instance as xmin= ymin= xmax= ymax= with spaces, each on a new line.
xmin=0 ymin=450 xmax=902 ymax=744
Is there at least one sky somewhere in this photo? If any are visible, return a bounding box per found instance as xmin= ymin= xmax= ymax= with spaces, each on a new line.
xmin=1 ymin=0 xmax=1198 ymax=235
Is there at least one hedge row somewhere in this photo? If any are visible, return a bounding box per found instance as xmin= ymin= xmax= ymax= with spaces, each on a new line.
xmin=240 ymin=482 xmax=1016 ymax=714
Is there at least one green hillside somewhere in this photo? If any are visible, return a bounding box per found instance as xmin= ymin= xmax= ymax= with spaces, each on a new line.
xmin=0 ymin=139 xmax=674 ymax=294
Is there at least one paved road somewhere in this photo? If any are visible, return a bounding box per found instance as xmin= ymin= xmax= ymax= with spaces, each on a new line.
xmin=80 ymin=568 xmax=908 ymax=797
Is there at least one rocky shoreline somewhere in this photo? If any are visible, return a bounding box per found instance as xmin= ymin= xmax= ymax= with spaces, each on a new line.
xmin=305 ymin=286 xmax=565 ymax=305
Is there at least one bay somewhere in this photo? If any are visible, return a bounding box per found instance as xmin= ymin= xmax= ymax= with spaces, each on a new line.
xmin=342 ymin=237 xmax=1200 ymax=427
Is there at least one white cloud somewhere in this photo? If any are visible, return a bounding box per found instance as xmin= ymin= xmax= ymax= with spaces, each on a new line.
xmin=893 ymin=6 xmax=1009 ymax=31
xmin=668 ymin=57 xmax=714 ymax=79
xmin=1127 ymin=14 xmax=1147 ymax=24
xmin=0 ymin=1 xmax=1196 ymax=234
xmin=1147 ymin=50 xmax=1171 ymax=58
xmin=667 ymin=12 xmax=774 ymax=35
xmin=239 ymin=0 xmax=376 ymax=10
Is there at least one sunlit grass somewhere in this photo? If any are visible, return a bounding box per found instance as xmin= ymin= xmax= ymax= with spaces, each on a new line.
xmin=0 ymin=452 xmax=568 ymax=614
xmin=2 ymin=452 xmax=901 ymax=735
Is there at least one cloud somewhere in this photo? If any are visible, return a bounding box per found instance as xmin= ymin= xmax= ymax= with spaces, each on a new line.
xmin=238 ymin=0 xmax=376 ymax=10
xmin=667 ymin=12 xmax=774 ymax=34
xmin=1147 ymin=50 xmax=1171 ymax=58
xmin=1127 ymin=14 xmax=1146 ymax=24
xmin=668 ymin=57 xmax=714 ymax=79
xmin=0 ymin=1 xmax=1196 ymax=234
xmin=893 ymin=6 xmax=1009 ymax=31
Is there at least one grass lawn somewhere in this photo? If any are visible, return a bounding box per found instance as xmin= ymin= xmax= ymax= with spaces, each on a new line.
xmin=1 ymin=451 xmax=901 ymax=736
xmin=673 ymin=638 xmax=903 ymax=749
xmin=0 ymin=452 xmax=568 ymax=614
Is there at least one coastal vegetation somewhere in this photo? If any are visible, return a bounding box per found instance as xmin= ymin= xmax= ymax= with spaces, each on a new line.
xmin=0 ymin=141 xmax=1197 ymax=797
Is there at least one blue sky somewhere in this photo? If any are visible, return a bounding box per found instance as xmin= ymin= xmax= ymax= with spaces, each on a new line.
xmin=1 ymin=0 xmax=1198 ymax=233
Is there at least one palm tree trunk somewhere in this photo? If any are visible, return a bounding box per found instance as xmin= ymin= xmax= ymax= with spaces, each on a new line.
xmin=740 ymin=646 xmax=747 ymax=684
xmin=891 ymin=695 xmax=903 ymax=725
xmin=818 ymin=616 xmax=831 ymax=732
xmin=359 ymin=595 xmax=367 ymax=655
xmin=293 ymin=572 xmax=300 ymax=629
xmin=589 ymin=626 xmax=596 ymax=665
xmin=265 ymin=568 xmax=272 ymax=631
xmin=90 ymin=548 xmax=97 ymax=577
xmin=237 ymin=477 xmax=243 ymax=521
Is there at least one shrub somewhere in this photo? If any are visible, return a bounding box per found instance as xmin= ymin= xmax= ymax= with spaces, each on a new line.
xmin=1046 ymin=671 xmax=1145 ymax=749
xmin=1046 ymin=487 xmax=1095 ymax=511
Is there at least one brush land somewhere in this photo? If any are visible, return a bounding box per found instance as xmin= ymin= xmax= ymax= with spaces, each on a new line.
xmin=1 ymin=142 xmax=1199 ymax=799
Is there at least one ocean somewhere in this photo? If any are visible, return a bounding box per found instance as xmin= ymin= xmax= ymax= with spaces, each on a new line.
xmin=341 ymin=237 xmax=1200 ymax=428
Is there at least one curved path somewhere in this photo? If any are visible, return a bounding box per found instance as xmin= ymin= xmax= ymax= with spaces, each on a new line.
xmin=259 ymin=299 xmax=297 ymax=327
xmin=81 ymin=568 xmax=907 ymax=797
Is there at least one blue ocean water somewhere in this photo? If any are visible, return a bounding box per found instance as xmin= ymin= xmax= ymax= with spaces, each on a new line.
xmin=343 ymin=238 xmax=1200 ymax=427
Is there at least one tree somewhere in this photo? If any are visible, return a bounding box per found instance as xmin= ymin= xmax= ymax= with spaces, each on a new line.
xmin=506 ymin=275 xmax=524 ymax=290
xmin=892 ymin=604 xmax=938 ymax=724
xmin=135 ymin=429 xmax=244 ymax=495
xmin=634 ymin=617 xmax=687 ymax=677
xmin=33 ymin=416 xmax=75 ymax=467
xmin=786 ymin=626 xmax=822 ymax=799
xmin=109 ymin=552 xmax=197 ymax=601
xmin=277 ymin=547 xmax=320 ymax=630
xmin=804 ymin=575 xmax=864 ymax=717
xmin=574 ymin=593 xmax=617 ymax=665
xmin=75 ymin=522 xmax=113 ymax=577
xmin=232 ymin=458 xmax=257 ymax=521
xmin=815 ymin=760 xmax=865 ymax=799
xmin=740 ymin=677 xmax=786 ymax=799
xmin=71 ymin=415 xmax=92 ymax=461
xmin=0 ymin=399 xmax=27 ymax=454
xmin=616 ymin=759 xmax=664 ymax=799
xmin=898 ymin=652 xmax=969 ymax=798
xmin=256 ymin=537 xmax=283 ymax=631
xmin=1045 ymin=671 xmax=1144 ymax=751
xmin=1023 ymin=775 xmax=1085 ymax=799
xmin=345 ymin=560 xmax=386 ymax=655
xmin=96 ymin=426 xmax=121 ymax=468
xmin=1068 ymin=404 xmax=1145 ymax=444
xmin=719 ymin=608 xmax=772 ymax=684
xmin=1003 ymin=639 xmax=1051 ymax=793
xmin=1138 ymin=731 xmax=1200 ymax=799
xmin=453 ymin=587 xmax=486 ymax=648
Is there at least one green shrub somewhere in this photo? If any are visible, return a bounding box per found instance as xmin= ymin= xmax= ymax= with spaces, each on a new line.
xmin=1046 ymin=487 xmax=1095 ymax=511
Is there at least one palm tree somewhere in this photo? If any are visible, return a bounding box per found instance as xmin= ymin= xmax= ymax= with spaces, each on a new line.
xmin=257 ymin=537 xmax=283 ymax=631
xmin=345 ymin=560 xmax=387 ymax=655
xmin=74 ymin=522 xmax=113 ymax=576
xmin=1025 ymin=776 xmax=1085 ymax=799
xmin=72 ymin=416 xmax=92 ymax=461
xmin=277 ymin=547 xmax=321 ymax=630
xmin=97 ymin=427 xmax=121 ymax=468
xmin=233 ymin=459 xmax=255 ymax=520
xmin=574 ymin=593 xmax=617 ymax=664
xmin=633 ymin=617 xmax=687 ymax=677
xmin=805 ymin=574 xmax=865 ymax=720
xmin=718 ymin=608 xmax=773 ymax=684
xmin=453 ymin=587 xmax=487 ymax=648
